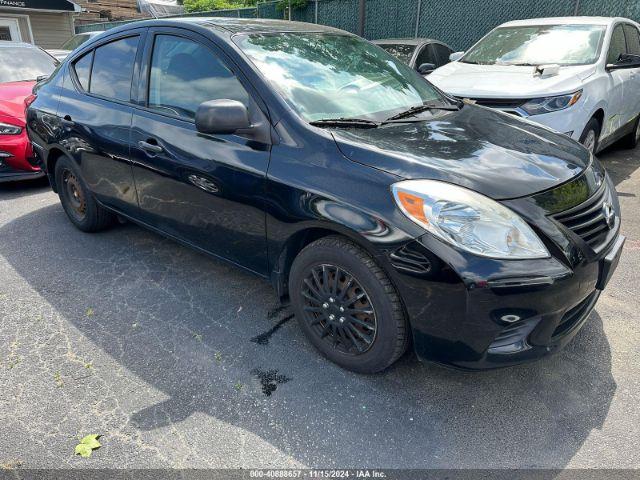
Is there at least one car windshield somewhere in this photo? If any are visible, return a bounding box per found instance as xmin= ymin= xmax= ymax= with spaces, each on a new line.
xmin=0 ymin=46 xmax=58 ymax=83
xmin=235 ymin=32 xmax=444 ymax=122
xmin=461 ymin=24 xmax=606 ymax=66
xmin=60 ymin=33 xmax=91 ymax=50
xmin=376 ymin=43 xmax=416 ymax=64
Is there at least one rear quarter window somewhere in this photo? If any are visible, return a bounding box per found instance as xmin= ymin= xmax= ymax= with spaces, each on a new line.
xmin=72 ymin=51 xmax=93 ymax=91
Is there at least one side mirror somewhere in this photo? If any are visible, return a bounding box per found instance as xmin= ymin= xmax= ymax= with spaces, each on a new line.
xmin=36 ymin=75 xmax=49 ymax=83
xmin=606 ymin=53 xmax=640 ymax=70
xmin=195 ymin=99 xmax=251 ymax=135
xmin=449 ymin=51 xmax=464 ymax=62
xmin=417 ymin=62 xmax=436 ymax=75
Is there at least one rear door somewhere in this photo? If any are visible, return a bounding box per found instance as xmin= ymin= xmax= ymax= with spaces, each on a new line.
xmin=129 ymin=27 xmax=271 ymax=274
xmin=57 ymin=29 xmax=145 ymax=213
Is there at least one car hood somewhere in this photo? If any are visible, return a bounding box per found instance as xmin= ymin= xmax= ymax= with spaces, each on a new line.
xmin=331 ymin=104 xmax=589 ymax=200
xmin=428 ymin=61 xmax=596 ymax=98
xmin=0 ymin=81 xmax=35 ymax=125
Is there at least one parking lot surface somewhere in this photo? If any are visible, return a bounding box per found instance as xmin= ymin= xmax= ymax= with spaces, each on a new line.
xmin=0 ymin=146 xmax=639 ymax=469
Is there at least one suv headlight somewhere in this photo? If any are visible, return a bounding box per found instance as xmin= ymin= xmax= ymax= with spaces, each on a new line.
xmin=521 ymin=90 xmax=582 ymax=116
xmin=0 ymin=122 xmax=22 ymax=135
xmin=392 ymin=180 xmax=549 ymax=259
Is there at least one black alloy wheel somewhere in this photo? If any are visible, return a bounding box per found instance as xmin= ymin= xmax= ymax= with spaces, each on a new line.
xmin=301 ymin=264 xmax=378 ymax=355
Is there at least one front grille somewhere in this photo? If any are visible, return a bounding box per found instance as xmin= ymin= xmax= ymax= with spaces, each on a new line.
xmin=458 ymin=97 xmax=528 ymax=110
xmin=553 ymin=292 xmax=598 ymax=338
xmin=552 ymin=184 xmax=613 ymax=250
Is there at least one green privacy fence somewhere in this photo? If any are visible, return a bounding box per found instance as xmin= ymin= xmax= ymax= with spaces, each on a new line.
xmin=76 ymin=0 xmax=640 ymax=50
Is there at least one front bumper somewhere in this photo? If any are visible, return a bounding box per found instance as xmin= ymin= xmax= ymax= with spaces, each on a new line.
xmin=385 ymin=169 xmax=623 ymax=370
xmin=389 ymin=232 xmax=623 ymax=370
xmin=0 ymin=129 xmax=41 ymax=182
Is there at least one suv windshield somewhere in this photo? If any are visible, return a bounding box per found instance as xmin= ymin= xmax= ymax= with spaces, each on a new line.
xmin=0 ymin=46 xmax=58 ymax=83
xmin=235 ymin=33 xmax=444 ymax=122
xmin=461 ymin=24 xmax=606 ymax=66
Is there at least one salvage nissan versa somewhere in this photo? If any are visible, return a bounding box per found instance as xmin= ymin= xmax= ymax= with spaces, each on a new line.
xmin=27 ymin=18 xmax=624 ymax=373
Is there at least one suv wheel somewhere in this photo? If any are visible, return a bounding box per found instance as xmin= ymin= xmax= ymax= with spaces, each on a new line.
xmin=289 ymin=236 xmax=409 ymax=373
xmin=579 ymin=118 xmax=601 ymax=153
xmin=55 ymin=156 xmax=114 ymax=232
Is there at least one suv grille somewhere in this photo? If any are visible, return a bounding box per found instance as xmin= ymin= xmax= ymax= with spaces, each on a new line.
xmin=552 ymin=184 xmax=612 ymax=250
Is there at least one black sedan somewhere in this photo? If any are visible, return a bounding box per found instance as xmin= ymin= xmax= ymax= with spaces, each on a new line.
xmin=27 ymin=18 xmax=623 ymax=373
xmin=372 ymin=37 xmax=453 ymax=74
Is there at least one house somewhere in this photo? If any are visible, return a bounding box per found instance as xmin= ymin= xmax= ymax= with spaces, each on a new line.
xmin=0 ymin=0 xmax=80 ymax=49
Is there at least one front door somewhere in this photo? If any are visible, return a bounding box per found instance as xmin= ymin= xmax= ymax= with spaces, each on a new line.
xmin=0 ymin=18 xmax=21 ymax=42
xmin=602 ymin=24 xmax=631 ymax=140
xmin=129 ymin=28 xmax=271 ymax=275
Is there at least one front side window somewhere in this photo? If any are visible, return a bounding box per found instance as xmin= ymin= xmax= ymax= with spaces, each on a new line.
xmin=462 ymin=24 xmax=606 ymax=66
xmin=623 ymin=24 xmax=640 ymax=56
xmin=607 ymin=25 xmax=627 ymax=64
xmin=432 ymin=44 xmax=453 ymax=67
xmin=235 ymin=33 xmax=443 ymax=122
xmin=414 ymin=45 xmax=436 ymax=68
xmin=0 ymin=46 xmax=58 ymax=83
xmin=90 ymin=35 xmax=139 ymax=102
xmin=148 ymin=34 xmax=249 ymax=121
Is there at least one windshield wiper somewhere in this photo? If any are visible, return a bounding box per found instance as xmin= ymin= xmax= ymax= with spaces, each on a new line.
xmin=309 ymin=117 xmax=380 ymax=129
xmin=383 ymin=103 xmax=460 ymax=123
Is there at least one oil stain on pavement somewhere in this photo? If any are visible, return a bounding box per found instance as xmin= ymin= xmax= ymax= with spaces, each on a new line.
xmin=251 ymin=368 xmax=291 ymax=396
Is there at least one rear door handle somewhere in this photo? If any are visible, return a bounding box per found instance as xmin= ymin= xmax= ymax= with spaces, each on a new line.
xmin=138 ymin=140 xmax=163 ymax=154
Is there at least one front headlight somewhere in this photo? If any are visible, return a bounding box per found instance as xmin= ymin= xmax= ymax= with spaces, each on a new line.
xmin=0 ymin=122 xmax=22 ymax=135
xmin=392 ymin=180 xmax=549 ymax=259
xmin=521 ymin=90 xmax=582 ymax=116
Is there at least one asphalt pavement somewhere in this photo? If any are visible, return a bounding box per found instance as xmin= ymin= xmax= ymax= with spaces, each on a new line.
xmin=0 ymin=144 xmax=639 ymax=470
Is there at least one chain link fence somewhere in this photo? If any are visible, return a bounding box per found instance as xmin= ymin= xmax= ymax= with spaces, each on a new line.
xmin=76 ymin=0 xmax=640 ymax=50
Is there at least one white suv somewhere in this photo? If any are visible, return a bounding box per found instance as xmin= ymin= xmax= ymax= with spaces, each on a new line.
xmin=428 ymin=17 xmax=640 ymax=153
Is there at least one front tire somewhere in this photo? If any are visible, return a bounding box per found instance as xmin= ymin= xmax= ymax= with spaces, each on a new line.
xmin=289 ymin=236 xmax=409 ymax=373
xmin=55 ymin=156 xmax=114 ymax=232
xmin=579 ymin=117 xmax=601 ymax=153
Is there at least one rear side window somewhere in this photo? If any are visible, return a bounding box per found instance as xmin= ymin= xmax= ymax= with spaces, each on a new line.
xmin=90 ymin=35 xmax=139 ymax=102
xmin=607 ymin=25 xmax=627 ymax=64
xmin=73 ymin=51 xmax=92 ymax=91
xmin=623 ymin=24 xmax=640 ymax=56
xmin=147 ymin=34 xmax=249 ymax=121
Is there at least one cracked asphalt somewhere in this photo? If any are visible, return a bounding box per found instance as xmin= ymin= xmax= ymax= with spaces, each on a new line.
xmin=0 ymin=145 xmax=639 ymax=470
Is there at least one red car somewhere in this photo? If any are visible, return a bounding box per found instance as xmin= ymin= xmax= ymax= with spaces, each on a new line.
xmin=0 ymin=41 xmax=58 ymax=182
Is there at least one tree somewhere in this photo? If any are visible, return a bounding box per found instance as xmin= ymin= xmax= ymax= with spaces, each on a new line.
xmin=183 ymin=0 xmax=257 ymax=13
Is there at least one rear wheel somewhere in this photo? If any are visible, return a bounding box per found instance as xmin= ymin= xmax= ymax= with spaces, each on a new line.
xmin=579 ymin=117 xmax=601 ymax=153
xmin=289 ymin=236 xmax=409 ymax=373
xmin=55 ymin=156 xmax=114 ymax=232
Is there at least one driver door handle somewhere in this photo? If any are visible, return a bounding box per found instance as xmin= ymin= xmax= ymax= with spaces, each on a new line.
xmin=138 ymin=140 xmax=163 ymax=154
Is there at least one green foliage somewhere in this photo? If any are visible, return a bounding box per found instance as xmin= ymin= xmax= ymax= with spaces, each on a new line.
xmin=74 ymin=434 xmax=102 ymax=458
xmin=276 ymin=0 xmax=307 ymax=11
xmin=183 ymin=0 xmax=257 ymax=13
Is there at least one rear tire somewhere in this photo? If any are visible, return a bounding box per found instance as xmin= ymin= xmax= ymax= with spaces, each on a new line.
xmin=623 ymin=115 xmax=640 ymax=149
xmin=579 ymin=117 xmax=601 ymax=153
xmin=289 ymin=236 xmax=409 ymax=373
xmin=55 ymin=156 xmax=114 ymax=232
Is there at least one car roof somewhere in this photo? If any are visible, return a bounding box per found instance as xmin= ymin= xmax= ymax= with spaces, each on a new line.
xmin=164 ymin=17 xmax=347 ymax=35
xmin=499 ymin=16 xmax=633 ymax=27
xmin=371 ymin=38 xmax=439 ymax=45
